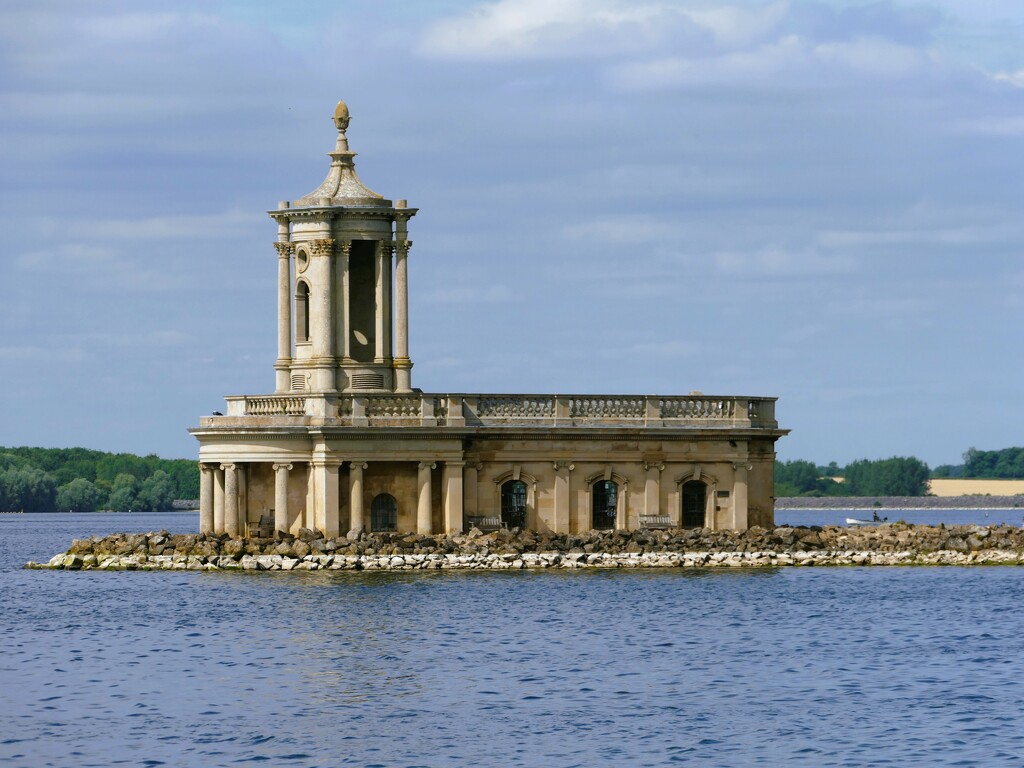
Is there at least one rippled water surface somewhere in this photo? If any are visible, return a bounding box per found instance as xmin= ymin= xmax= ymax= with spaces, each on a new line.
xmin=2 ymin=513 xmax=1024 ymax=767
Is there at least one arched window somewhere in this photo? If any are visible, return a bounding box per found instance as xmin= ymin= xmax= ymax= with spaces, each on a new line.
xmin=591 ymin=480 xmax=617 ymax=530
xmin=370 ymin=493 xmax=397 ymax=532
xmin=500 ymin=480 xmax=527 ymax=530
xmin=681 ymin=481 xmax=706 ymax=528
xmin=295 ymin=281 xmax=310 ymax=343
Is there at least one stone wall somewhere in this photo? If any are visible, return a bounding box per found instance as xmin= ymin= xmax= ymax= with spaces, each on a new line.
xmin=28 ymin=522 xmax=1024 ymax=570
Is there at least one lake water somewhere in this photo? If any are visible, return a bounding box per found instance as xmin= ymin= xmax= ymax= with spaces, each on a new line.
xmin=2 ymin=512 xmax=1023 ymax=767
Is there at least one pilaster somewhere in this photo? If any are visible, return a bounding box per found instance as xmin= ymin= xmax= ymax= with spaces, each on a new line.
xmin=443 ymin=461 xmax=465 ymax=535
xmin=417 ymin=461 xmax=435 ymax=535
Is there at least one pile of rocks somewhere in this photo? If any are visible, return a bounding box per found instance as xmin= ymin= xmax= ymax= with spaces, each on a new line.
xmin=26 ymin=523 xmax=1024 ymax=571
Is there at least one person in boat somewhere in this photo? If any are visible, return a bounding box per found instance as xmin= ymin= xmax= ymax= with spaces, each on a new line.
xmin=872 ymin=511 xmax=888 ymax=522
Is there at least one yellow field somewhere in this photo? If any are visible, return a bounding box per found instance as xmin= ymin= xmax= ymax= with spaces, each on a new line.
xmin=928 ymin=478 xmax=1024 ymax=497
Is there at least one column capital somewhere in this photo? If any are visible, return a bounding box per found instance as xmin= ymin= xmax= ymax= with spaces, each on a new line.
xmin=445 ymin=460 xmax=467 ymax=469
xmin=418 ymin=461 xmax=436 ymax=471
xmin=396 ymin=239 xmax=412 ymax=255
xmin=273 ymin=242 xmax=294 ymax=258
xmin=199 ymin=462 xmax=215 ymax=472
xmin=272 ymin=463 xmax=293 ymax=472
xmin=643 ymin=462 xmax=665 ymax=473
xmin=349 ymin=461 xmax=368 ymax=471
xmin=219 ymin=463 xmax=236 ymax=472
xmin=338 ymin=239 xmax=352 ymax=256
xmin=732 ymin=462 xmax=752 ymax=472
xmin=309 ymin=237 xmax=335 ymax=257
xmin=553 ymin=461 xmax=575 ymax=472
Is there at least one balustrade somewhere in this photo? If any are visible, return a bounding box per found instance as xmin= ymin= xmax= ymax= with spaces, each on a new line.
xmin=232 ymin=392 xmax=777 ymax=428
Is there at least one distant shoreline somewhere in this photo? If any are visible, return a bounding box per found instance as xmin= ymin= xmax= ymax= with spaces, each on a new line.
xmin=777 ymin=495 xmax=1023 ymax=510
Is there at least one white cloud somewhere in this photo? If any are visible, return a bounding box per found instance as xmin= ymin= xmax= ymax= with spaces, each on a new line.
xmin=712 ymin=248 xmax=854 ymax=277
xmin=993 ymin=69 xmax=1024 ymax=87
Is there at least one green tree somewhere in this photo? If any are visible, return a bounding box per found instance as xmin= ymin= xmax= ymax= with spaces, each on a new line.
xmin=55 ymin=478 xmax=106 ymax=512
xmin=107 ymin=473 xmax=140 ymax=512
xmin=137 ymin=470 xmax=176 ymax=511
xmin=843 ymin=456 xmax=930 ymax=496
xmin=0 ymin=466 xmax=58 ymax=511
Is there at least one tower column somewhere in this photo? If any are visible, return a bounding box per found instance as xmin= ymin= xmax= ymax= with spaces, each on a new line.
xmin=394 ymin=237 xmax=412 ymax=392
xmin=374 ymin=240 xmax=391 ymax=363
xmin=349 ymin=461 xmax=367 ymax=535
xmin=310 ymin=237 xmax=336 ymax=391
xmin=417 ymin=462 xmax=435 ymax=535
xmin=222 ymin=464 xmax=239 ymax=538
xmin=199 ymin=463 xmax=214 ymax=534
xmin=338 ymin=240 xmax=352 ymax=362
xmin=274 ymin=241 xmax=293 ymax=393
xmin=273 ymin=463 xmax=291 ymax=535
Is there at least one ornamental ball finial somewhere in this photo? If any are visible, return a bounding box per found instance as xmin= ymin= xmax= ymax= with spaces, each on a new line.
xmin=333 ymin=100 xmax=350 ymax=132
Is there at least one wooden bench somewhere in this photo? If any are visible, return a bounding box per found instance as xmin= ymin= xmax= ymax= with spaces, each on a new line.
xmin=466 ymin=515 xmax=503 ymax=532
xmin=639 ymin=514 xmax=673 ymax=529
xmin=247 ymin=513 xmax=276 ymax=538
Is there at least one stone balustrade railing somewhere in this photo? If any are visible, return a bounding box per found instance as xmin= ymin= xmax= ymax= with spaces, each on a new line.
xmin=225 ymin=393 xmax=778 ymax=429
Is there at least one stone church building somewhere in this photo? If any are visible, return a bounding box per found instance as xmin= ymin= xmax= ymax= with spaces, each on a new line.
xmin=191 ymin=101 xmax=787 ymax=538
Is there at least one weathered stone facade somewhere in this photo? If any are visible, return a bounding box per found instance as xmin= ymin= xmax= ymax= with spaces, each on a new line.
xmin=190 ymin=101 xmax=788 ymax=537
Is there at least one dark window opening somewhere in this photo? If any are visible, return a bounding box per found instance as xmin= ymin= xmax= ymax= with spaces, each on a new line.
xmin=371 ymin=493 xmax=397 ymax=532
xmin=681 ymin=481 xmax=706 ymax=528
xmin=591 ymin=480 xmax=617 ymax=530
xmin=500 ymin=480 xmax=527 ymax=530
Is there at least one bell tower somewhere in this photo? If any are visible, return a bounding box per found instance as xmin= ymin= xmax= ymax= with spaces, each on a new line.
xmin=268 ymin=100 xmax=417 ymax=394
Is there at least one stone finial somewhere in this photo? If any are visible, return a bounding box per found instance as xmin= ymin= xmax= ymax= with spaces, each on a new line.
xmin=293 ymin=99 xmax=386 ymax=207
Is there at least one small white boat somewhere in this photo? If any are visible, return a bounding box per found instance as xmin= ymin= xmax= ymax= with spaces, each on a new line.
xmin=846 ymin=513 xmax=888 ymax=526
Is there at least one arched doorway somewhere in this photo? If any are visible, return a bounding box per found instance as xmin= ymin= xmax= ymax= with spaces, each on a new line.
xmin=500 ymin=480 xmax=527 ymax=530
xmin=681 ymin=481 xmax=706 ymax=528
xmin=591 ymin=480 xmax=617 ymax=530
xmin=370 ymin=493 xmax=397 ymax=532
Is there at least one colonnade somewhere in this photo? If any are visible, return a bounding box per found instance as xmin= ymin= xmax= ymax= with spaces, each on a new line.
xmin=198 ymin=459 xmax=751 ymax=536
xmin=198 ymin=458 xmax=463 ymax=537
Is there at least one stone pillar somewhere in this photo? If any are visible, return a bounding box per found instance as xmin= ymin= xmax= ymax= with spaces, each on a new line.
xmin=338 ymin=240 xmax=352 ymax=361
xmin=222 ymin=464 xmax=238 ymax=538
xmin=733 ymin=463 xmax=749 ymax=530
xmin=273 ymin=463 xmax=291 ymax=535
xmin=443 ymin=461 xmax=465 ymax=535
xmin=644 ymin=462 xmax=664 ymax=525
xmin=274 ymin=242 xmax=293 ymax=392
xmin=312 ymin=459 xmax=341 ymax=537
xmin=213 ymin=466 xmax=225 ymax=534
xmin=199 ymin=463 xmax=214 ymax=534
xmin=464 ymin=463 xmax=480 ymax=522
xmin=236 ymin=464 xmax=247 ymax=535
xmin=394 ymin=239 xmax=412 ymax=392
xmin=349 ymin=461 xmax=367 ymax=535
xmin=553 ymin=461 xmax=573 ymax=534
xmin=310 ymin=237 xmax=335 ymax=391
xmin=417 ymin=462 xmax=435 ymax=535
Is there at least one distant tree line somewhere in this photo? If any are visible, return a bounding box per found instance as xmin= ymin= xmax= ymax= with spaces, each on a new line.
xmin=776 ymin=456 xmax=931 ymax=497
xmin=932 ymin=447 xmax=1024 ymax=480
xmin=0 ymin=447 xmax=197 ymax=512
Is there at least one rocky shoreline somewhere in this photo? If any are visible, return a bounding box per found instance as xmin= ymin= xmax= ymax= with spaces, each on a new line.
xmin=27 ymin=523 xmax=1024 ymax=571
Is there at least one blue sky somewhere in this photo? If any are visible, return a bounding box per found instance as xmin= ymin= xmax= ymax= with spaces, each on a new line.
xmin=1 ymin=0 xmax=1022 ymax=467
